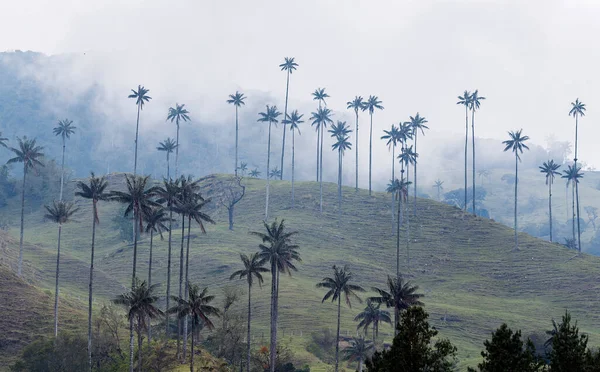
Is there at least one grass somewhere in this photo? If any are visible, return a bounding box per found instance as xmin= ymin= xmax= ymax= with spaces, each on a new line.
xmin=2 ymin=172 xmax=600 ymax=370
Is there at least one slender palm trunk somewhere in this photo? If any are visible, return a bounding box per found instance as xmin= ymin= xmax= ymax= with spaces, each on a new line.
xmin=394 ymin=305 xmax=399 ymax=337
xmin=338 ymin=150 xmax=342 ymax=221
xmin=269 ymin=263 xmax=277 ymax=372
xmin=166 ymin=152 xmax=170 ymax=181
xmin=335 ymin=295 xmax=341 ymax=372
xmin=60 ymin=137 xmax=65 ymax=201
xmin=471 ymin=110 xmax=476 ymax=214
xmin=235 ymin=105 xmax=239 ymax=176
xmin=183 ymin=216 xmax=192 ymax=359
xmin=147 ymin=230 xmax=154 ymax=344
xmin=17 ymin=166 xmax=26 ymax=276
xmin=291 ymin=129 xmax=296 ymax=207
xmin=464 ymin=105 xmax=469 ymax=211
xmin=280 ymin=72 xmax=290 ymax=180
xmin=576 ymin=182 xmax=582 ymax=253
xmin=396 ymin=183 xmax=402 ymax=279
xmin=316 ymin=126 xmax=320 ymax=182
xmin=246 ymin=283 xmax=252 ymax=372
xmin=358 ymin=358 xmax=363 ymax=372
xmin=391 ymin=147 xmax=395 ymax=231
xmin=129 ymin=317 xmax=134 ymax=372
xmin=414 ymin=133 xmax=418 ymax=216
xmin=190 ymin=321 xmax=195 ymax=372
xmin=166 ymin=209 xmax=173 ymax=337
xmin=137 ymin=317 xmax=142 ymax=372
xmin=320 ymin=124 xmax=324 ymax=213
xmin=54 ymin=224 xmax=62 ymax=338
xmin=514 ymin=155 xmax=519 ymax=250
xmin=88 ymin=202 xmax=97 ymax=371
xmin=355 ymin=110 xmax=359 ymax=192
xmin=406 ymin=166 xmax=410 ymax=272
xmin=265 ymin=123 xmax=272 ymax=220
xmin=549 ymin=182 xmax=553 ymax=242
xmin=132 ymin=214 xmax=139 ymax=288
xmin=571 ymin=182 xmax=575 ymax=243
xmin=134 ymin=103 xmax=141 ymax=175
xmin=177 ymin=214 xmax=185 ymax=359
xmin=369 ymin=113 xmax=373 ymax=196
xmin=175 ymin=122 xmax=180 ymax=178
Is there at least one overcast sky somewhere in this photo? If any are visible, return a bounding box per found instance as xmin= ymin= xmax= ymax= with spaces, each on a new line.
xmin=1 ymin=0 xmax=599 ymax=172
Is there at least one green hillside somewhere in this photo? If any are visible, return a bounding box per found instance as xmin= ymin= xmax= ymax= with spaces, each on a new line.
xmin=3 ymin=173 xmax=600 ymax=370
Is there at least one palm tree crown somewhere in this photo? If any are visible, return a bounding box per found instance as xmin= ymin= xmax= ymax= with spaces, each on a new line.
xmin=75 ymin=172 xmax=109 ymax=223
xmin=469 ymin=90 xmax=486 ymax=111
xmin=312 ymin=88 xmax=330 ymax=106
xmin=128 ymin=85 xmax=152 ymax=108
xmin=362 ymin=95 xmax=383 ymax=114
xmin=258 ymin=105 xmax=282 ymax=126
xmin=569 ymin=98 xmax=586 ymax=118
xmin=114 ymin=280 xmax=163 ymax=323
xmin=562 ymin=164 xmax=584 ymax=186
xmin=230 ymin=252 xmax=269 ymax=287
xmin=381 ymin=125 xmax=400 ymax=149
xmin=44 ymin=201 xmax=79 ymax=224
xmin=157 ymin=138 xmax=177 ymax=154
xmin=354 ymin=299 xmax=391 ymax=336
xmin=317 ymin=265 xmax=364 ymax=306
xmin=251 ymin=220 xmax=301 ymax=275
xmin=330 ymin=122 xmax=353 ymax=153
xmin=169 ymin=284 xmax=220 ymax=331
xmin=502 ymin=129 xmax=530 ymax=160
xmin=227 ymin=91 xmax=247 ymax=107
xmin=279 ymin=57 xmax=298 ymax=73
xmin=310 ymin=107 xmax=334 ymax=132
xmin=347 ymin=96 xmax=366 ymax=113
xmin=110 ymin=175 xmax=160 ymax=233
xmin=540 ymin=160 xmax=561 ymax=185
xmin=284 ymin=110 xmax=304 ymax=134
xmin=409 ymin=113 xmax=429 ymax=135
xmin=53 ymin=119 xmax=76 ymax=140
xmin=7 ymin=136 xmax=44 ymax=170
xmin=456 ymin=90 xmax=472 ymax=107
xmin=167 ymin=103 xmax=191 ymax=125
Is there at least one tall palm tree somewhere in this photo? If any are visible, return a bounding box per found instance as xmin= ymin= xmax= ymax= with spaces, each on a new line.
xmin=362 ymin=96 xmax=384 ymax=196
xmin=169 ymin=285 xmax=220 ymax=372
xmin=128 ymin=85 xmax=152 ymax=175
xmin=0 ymin=132 xmax=8 ymax=148
xmin=230 ymin=253 xmax=269 ymax=372
xmin=110 ymin=174 xmax=159 ymax=287
xmin=279 ymin=57 xmax=298 ymax=180
xmin=251 ymin=220 xmax=300 ymax=372
xmin=387 ymin=178 xmax=410 ymax=278
xmin=283 ymin=110 xmax=304 ymax=206
xmin=317 ymin=265 xmax=364 ymax=372
xmin=249 ymin=169 xmax=261 ymax=178
xmin=155 ymin=178 xmax=181 ymax=337
xmin=382 ymin=125 xmax=400 ymax=228
xmin=409 ymin=113 xmax=429 ymax=215
xmin=7 ymin=136 xmax=44 ymax=277
xmin=227 ymin=91 xmax=247 ymax=176
xmin=457 ymin=90 xmax=472 ymax=211
xmin=369 ymin=275 xmax=423 ymax=335
xmin=257 ymin=105 xmax=282 ymax=220
xmin=330 ymin=122 xmax=352 ymax=220
xmin=312 ymin=88 xmax=330 ymax=181
xmin=569 ymin=98 xmax=586 ymax=253
xmin=354 ymin=300 xmax=391 ymax=341
xmin=433 ymin=179 xmax=444 ymax=201
xmin=167 ymin=103 xmax=191 ymax=178
xmin=310 ymin=107 xmax=334 ymax=213
xmin=469 ymin=91 xmax=485 ymax=214
xmin=174 ymin=191 xmax=214 ymax=358
xmin=398 ymin=145 xmax=417 ymax=271
xmin=539 ymin=160 xmax=561 ymax=242
xmin=53 ymin=119 xmax=76 ymax=200
xmin=562 ymin=165 xmax=584 ymax=252
xmin=502 ymin=129 xmax=530 ymax=250
xmin=113 ymin=278 xmax=163 ymax=372
xmin=75 ymin=172 xmax=109 ymax=371
xmin=157 ymin=138 xmax=177 ymax=180
xmin=347 ymin=96 xmax=365 ymax=192
xmin=44 ymin=201 xmax=78 ymax=337
xmin=343 ymin=336 xmax=374 ymax=372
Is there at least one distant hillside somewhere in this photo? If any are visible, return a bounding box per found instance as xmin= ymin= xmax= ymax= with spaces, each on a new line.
xmin=3 ymin=174 xmax=600 ymax=370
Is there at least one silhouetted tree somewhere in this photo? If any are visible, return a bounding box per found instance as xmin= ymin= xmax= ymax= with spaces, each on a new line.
xmin=539 ymin=160 xmax=561 ymax=242
xmin=279 ymin=57 xmax=298 ymax=179
xmin=227 ymin=91 xmax=246 ymax=176
xmin=128 ymin=85 xmax=151 ymax=175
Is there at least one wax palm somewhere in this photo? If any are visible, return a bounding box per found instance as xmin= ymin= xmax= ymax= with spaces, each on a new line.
xmin=562 ymin=165 xmax=584 ymax=252
xmin=53 ymin=118 xmax=76 ymax=200
xmin=382 ymin=125 xmax=400 ymax=228
xmin=7 ymin=136 xmax=44 ymax=277
xmin=167 ymin=103 xmax=191 ymax=177
xmin=317 ymin=265 xmax=364 ymax=372
xmin=433 ymin=179 xmax=444 ymax=201
xmin=310 ymin=107 xmax=334 ymax=213
xmin=227 ymin=91 xmax=247 ymax=176
xmin=44 ymin=201 xmax=79 ymax=338
xmin=113 ymin=278 xmax=163 ymax=372
xmin=238 ymin=162 xmax=248 ymax=176
xmin=75 ymin=172 xmax=109 ymax=370
xmin=283 ymin=110 xmax=304 ymax=206
xmin=569 ymin=98 xmax=586 ymax=252
xmin=250 ymin=168 xmax=261 ymax=178
xmin=250 ymin=219 xmax=300 ymax=372
xmin=502 ymin=129 xmax=530 ymax=250
xmin=347 ymin=96 xmax=365 ymax=191
xmin=387 ymin=178 xmax=410 ymax=278
xmin=128 ymin=85 xmax=151 ymax=175
xmin=539 ymin=160 xmax=561 ymax=242
xmin=457 ymin=90 xmax=472 ymax=210
xmin=343 ymin=336 xmax=374 ymax=372
xmin=409 ymin=113 xmax=428 ymax=215
xmin=258 ymin=105 xmax=281 ymax=220
xmin=157 ymin=138 xmax=177 ymax=180
xmin=0 ymin=132 xmax=7 ymax=148
xmin=468 ymin=91 xmax=485 ymax=214
xmin=269 ymin=167 xmax=282 ymax=179
xmin=370 ymin=275 xmax=423 ymax=335
xmin=155 ymin=177 xmax=181 ymax=337
xmin=279 ymin=57 xmax=299 ymax=180
xmin=169 ymin=284 xmax=220 ymax=372
xmin=361 ymin=95 xmax=384 ymax=195
xmin=110 ymin=174 xmax=160 ymax=287
xmin=312 ymin=88 xmax=330 ymax=181
xmin=230 ymin=253 xmax=269 ymax=372
xmin=330 ymin=122 xmax=352 ymax=220
xmin=354 ymin=300 xmax=392 ymax=341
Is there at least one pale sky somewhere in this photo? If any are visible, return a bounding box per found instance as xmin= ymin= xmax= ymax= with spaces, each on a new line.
xmin=1 ymin=0 xmax=599 ymax=180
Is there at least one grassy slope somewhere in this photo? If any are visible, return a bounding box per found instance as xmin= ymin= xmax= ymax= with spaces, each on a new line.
xmin=3 ymin=173 xmax=600 ymax=370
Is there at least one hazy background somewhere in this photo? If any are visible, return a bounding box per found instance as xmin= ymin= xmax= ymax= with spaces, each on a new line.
xmin=0 ymin=0 xmax=598 ymax=191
